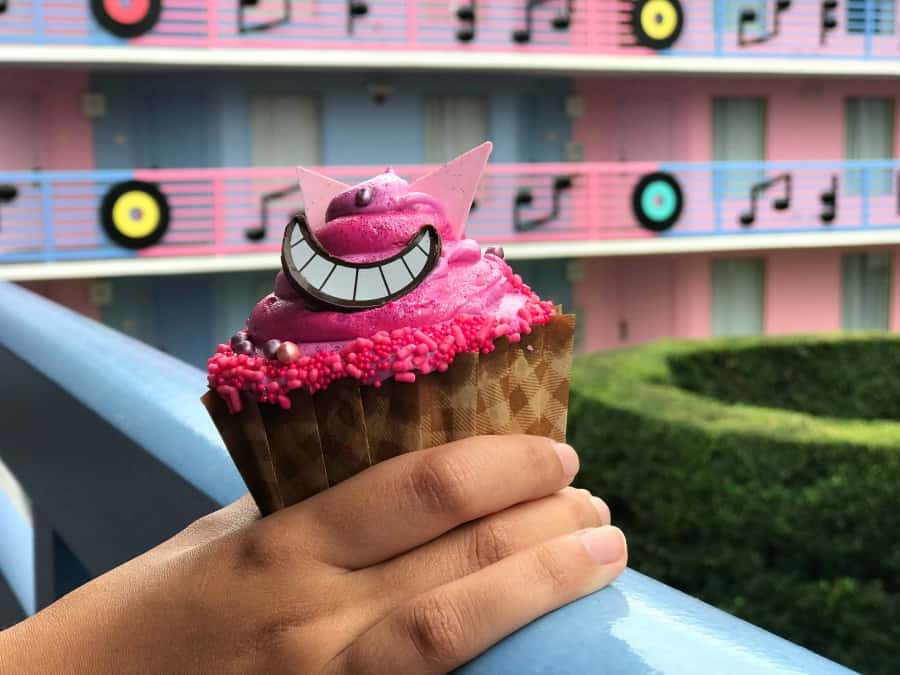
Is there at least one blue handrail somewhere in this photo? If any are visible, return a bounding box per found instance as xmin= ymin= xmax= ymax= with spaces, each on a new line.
xmin=0 ymin=281 xmax=857 ymax=673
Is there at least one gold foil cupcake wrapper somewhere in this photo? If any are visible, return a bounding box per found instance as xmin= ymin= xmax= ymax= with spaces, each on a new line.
xmin=203 ymin=314 xmax=576 ymax=515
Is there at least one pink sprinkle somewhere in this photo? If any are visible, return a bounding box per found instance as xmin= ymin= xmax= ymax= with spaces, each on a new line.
xmin=216 ymin=385 xmax=242 ymax=413
xmin=527 ymin=345 xmax=535 ymax=352
xmin=346 ymin=364 xmax=363 ymax=378
xmin=395 ymin=372 xmax=416 ymax=383
xmin=277 ymin=395 xmax=291 ymax=409
xmin=414 ymin=330 xmax=438 ymax=350
xmin=451 ymin=325 xmax=466 ymax=348
xmin=392 ymin=358 xmax=413 ymax=372
xmin=508 ymin=332 xmax=522 ymax=343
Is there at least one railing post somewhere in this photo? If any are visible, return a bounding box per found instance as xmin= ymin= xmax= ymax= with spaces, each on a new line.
xmin=861 ymin=163 xmax=870 ymax=229
xmin=38 ymin=175 xmax=55 ymax=263
xmin=212 ymin=173 xmax=226 ymax=253
xmin=713 ymin=164 xmax=724 ymax=233
xmin=406 ymin=0 xmax=417 ymax=47
xmin=207 ymin=0 xmax=219 ymax=45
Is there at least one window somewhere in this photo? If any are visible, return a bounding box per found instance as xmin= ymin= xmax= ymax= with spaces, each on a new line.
xmin=423 ymin=95 xmax=489 ymax=164
xmin=845 ymin=97 xmax=894 ymax=195
xmin=711 ymin=258 xmax=765 ymax=337
xmin=846 ymin=0 xmax=895 ymax=35
xmin=712 ymin=97 xmax=766 ymax=199
xmin=250 ymin=94 xmax=321 ymax=167
xmin=843 ymin=252 xmax=891 ymax=330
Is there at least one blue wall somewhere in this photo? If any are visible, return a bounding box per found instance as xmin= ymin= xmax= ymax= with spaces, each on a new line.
xmin=90 ymin=71 xmax=571 ymax=168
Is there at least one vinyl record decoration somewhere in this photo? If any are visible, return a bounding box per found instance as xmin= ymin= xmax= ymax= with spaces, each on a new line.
xmin=91 ymin=0 xmax=162 ymax=38
xmin=631 ymin=0 xmax=683 ymax=50
xmin=100 ymin=180 xmax=170 ymax=250
xmin=631 ymin=172 xmax=683 ymax=232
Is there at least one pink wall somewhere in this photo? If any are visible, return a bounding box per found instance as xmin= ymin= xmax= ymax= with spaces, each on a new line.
xmin=18 ymin=280 xmax=102 ymax=321
xmin=575 ymin=245 xmax=900 ymax=351
xmin=2 ymin=71 xmax=94 ymax=170
xmin=573 ymin=77 xmax=900 ymax=162
xmin=765 ymin=249 xmax=842 ymax=334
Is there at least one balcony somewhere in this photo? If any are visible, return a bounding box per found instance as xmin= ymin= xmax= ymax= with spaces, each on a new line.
xmin=0 ymin=279 xmax=858 ymax=673
xmin=2 ymin=160 xmax=900 ymax=280
xmin=3 ymin=0 xmax=900 ymax=75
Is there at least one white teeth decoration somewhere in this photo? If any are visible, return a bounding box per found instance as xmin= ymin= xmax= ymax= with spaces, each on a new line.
xmin=281 ymin=216 xmax=442 ymax=312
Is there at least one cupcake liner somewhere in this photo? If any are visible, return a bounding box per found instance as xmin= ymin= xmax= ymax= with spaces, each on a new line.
xmin=202 ymin=313 xmax=576 ymax=515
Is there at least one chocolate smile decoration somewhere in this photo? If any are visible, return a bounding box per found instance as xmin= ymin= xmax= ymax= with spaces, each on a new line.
xmin=281 ymin=215 xmax=442 ymax=312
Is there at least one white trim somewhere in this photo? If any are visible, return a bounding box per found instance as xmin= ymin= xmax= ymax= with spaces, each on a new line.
xmin=5 ymin=231 xmax=900 ymax=280
xmin=5 ymin=46 xmax=900 ymax=77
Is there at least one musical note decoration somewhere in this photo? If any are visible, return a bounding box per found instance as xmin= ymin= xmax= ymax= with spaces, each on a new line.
xmin=512 ymin=0 xmax=573 ymax=44
xmin=629 ymin=0 xmax=684 ymax=51
xmin=631 ymin=172 xmax=684 ymax=232
xmin=739 ymin=173 xmax=792 ymax=227
xmin=820 ymin=0 xmax=838 ymax=45
xmin=738 ymin=0 xmax=791 ymax=47
xmin=0 ymin=184 xmax=18 ymax=232
xmin=455 ymin=2 xmax=477 ymax=42
xmin=819 ymin=175 xmax=838 ymax=224
xmin=513 ymin=175 xmax=574 ymax=232
xmin=238 ymin=0 xmax=291 ymax=34
xmin=347 ymin=0 xmax=369 ymax=34
xmin=245 ymin=183 xmax=303 ymax=241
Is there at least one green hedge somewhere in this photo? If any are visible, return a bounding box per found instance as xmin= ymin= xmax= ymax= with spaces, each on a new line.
xmin=568 ymin=335 xmax=900 ymax=675
xmin=668 ymin=336 xmax=900 ymax=420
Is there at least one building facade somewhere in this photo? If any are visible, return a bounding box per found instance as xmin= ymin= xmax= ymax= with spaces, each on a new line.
xmin=3 ymin=0 xmax=900 ymax=365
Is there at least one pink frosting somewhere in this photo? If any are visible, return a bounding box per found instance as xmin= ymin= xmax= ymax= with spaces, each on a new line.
xmin=209 ymin=169 xmax=557 ymax=410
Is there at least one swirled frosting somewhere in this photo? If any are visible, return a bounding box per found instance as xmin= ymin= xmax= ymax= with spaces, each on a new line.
xmin=208 ymin=169 xmax=554 ymax=411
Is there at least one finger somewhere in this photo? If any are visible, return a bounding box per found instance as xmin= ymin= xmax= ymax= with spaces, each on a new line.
xmin=360 ymin=488 xmax=610 ymax=610
xmin=332 ymin=526 xmax=627 ymax=675
xmin=271 ymin=435 xmax=580 ymax=569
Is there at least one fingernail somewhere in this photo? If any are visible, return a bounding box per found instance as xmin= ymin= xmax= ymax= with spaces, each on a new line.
xmin=580 ymin=526 xmax=626 ymax=566
xmin=553 ymin=442 xmax=579 ymax=482
xmin=591 ymin=496 xmax=611 ymax=524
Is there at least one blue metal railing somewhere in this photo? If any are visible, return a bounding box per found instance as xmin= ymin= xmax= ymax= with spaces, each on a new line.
xmin=3 ymin=0 xmax=900 ymax=62
xmin=0 ymin=281 xmax=858 ymax=673
xmin=2 ymin=160 xmax=900 ymax=269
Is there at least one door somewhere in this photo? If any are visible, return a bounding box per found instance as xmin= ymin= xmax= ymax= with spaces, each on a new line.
xmin=250 ymin=94 xmax=321 ymax=167
xmin=713 ymin=97 xmax=766 ymax=198
xmin=711 ymin=258 xmax=765 ymax=337
xmin=617 ymin=257 xmax=675 ymax=345
xmin=615 ymin=97 xmax=674 ymax=162
xmin=145 ymin=94 xmax=213 ymax=168
xmin=0 ymin=96 xmax=40 ymax=170
xmin=423 ymin=95 xmax=489 ymax=163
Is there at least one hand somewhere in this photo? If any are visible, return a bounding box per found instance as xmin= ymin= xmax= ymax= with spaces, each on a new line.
xmin=0 ymin=435 xmax=626 ymax=674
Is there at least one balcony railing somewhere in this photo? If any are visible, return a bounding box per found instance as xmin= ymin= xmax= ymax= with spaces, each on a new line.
xmin=0 ymin=280 xmax=857 ymax=673
xmin=2 ymin=0 xmax=900 ymax=61
xmin=1 ymin=160 xmax=899 ymax=268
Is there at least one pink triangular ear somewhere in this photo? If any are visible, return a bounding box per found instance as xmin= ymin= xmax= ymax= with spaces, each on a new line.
xmin=297 ymin=166 xmax=351 ymax=231
xmin=411 ymin=141 xmax=492 ymax=240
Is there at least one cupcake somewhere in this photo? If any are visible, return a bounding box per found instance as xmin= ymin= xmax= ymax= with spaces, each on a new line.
xmin=203 ymin=142 xmax=576 ymax=515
